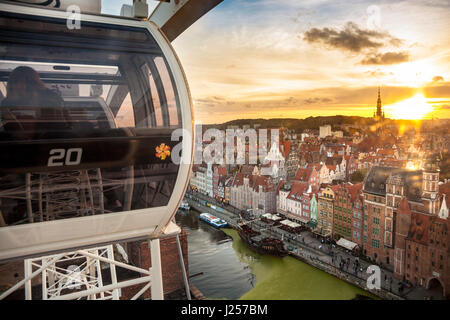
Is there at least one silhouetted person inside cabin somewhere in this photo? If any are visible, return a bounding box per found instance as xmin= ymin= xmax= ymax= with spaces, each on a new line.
xmin=1 ymin=66 xmax=68 ymax=137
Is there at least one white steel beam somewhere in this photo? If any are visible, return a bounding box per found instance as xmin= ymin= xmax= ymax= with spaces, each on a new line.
xmin=77 ymin=249 xmax=151 ymax=275
xmin=48 ymin=275 xmax=152 ymax=300
xmin=106 ymin=246 xmax=120 ymax=300
xmin=150 ymin=238 xmax=164 ymax=300
xmin=0 ymin=253 xmax=65 ymax=300
xmin=149 ymin=0 xmax=224 ymax=42
xmin=24 ymin=259 xmax=33 ymax=300
xmin=1 ymin=242 xmax=171 ymax=300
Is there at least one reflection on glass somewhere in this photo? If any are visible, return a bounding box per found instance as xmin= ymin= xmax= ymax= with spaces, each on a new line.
xmin=0 ymin=14 xmax=183 ymax=227
xmin=154 ymin=57 xmax=179 ymax=127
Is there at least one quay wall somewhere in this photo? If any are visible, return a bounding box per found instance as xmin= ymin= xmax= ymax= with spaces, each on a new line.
xmin=186 ymin=194 xmax=403 ymax=300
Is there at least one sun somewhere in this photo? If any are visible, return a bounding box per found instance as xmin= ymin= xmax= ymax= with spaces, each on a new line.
xmin=384 ymin=93 xmax=434 ymax=120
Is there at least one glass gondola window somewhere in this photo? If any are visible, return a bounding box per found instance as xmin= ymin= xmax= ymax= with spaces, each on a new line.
xmin=115 ymin=93 xmax=135 ymax=128
xmin=0 ymin=12 xmax=186 ymax=228
xmin=144 ymin=65 xmax=163 ymax=127
xmin=154 ymin=57 xmax=179 ymax=127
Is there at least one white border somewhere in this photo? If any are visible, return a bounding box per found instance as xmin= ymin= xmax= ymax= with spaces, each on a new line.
xmin=0 ymin=3 xmax=194 ymax=261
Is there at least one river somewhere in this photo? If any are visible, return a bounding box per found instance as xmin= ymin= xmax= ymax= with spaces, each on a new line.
xmin=175 ymin=209 xmax=376 ymax=300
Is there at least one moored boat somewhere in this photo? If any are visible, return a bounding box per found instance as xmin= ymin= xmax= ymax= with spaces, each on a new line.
xmin=199 ymin=213 xmax=228 ymax=228
xmin=237 ymin=222 xmax=287 ymax=257
xmin=179 ymin=199 xmax=190 ymax=210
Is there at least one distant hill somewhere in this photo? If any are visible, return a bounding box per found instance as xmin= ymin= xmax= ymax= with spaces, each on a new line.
xmin=205 ymin=115 xmax=375 ymax=132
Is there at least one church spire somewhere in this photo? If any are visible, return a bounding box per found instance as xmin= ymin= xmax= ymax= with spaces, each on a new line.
xmin=374 ymin=86 xmax=384 ymax=120
xmin=376 ymin=86 xmax=382 ymax=117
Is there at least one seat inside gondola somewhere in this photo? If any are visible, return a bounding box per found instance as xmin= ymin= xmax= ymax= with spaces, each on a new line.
xmin=0 ymin=12 xmax=184 ymax=226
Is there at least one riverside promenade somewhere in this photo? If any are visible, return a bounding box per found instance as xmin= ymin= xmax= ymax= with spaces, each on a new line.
xmin=184 ymin=190 xmax=444 ymax=300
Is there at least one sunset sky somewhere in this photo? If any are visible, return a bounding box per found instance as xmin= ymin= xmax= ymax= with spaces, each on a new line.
xmin=104 ymin=0 xmax=450 ymax=124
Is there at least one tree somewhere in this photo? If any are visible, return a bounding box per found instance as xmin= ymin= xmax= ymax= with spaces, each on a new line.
xmin=351 ymin=169 xmax=368 ymax=183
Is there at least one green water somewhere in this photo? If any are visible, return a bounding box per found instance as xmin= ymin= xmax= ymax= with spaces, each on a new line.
xmin=223 ymin=229 xmax=377 ymax=300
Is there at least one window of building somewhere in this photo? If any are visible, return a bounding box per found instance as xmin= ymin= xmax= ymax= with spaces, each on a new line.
xmin=372 ymin=239 xmax=380 ymax=248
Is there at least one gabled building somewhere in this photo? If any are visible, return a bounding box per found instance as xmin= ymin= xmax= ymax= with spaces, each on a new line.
xmin=352 ymin=191 xmax=364 ymax=247
xmin=294 ymin=166 xmax=319 ymax=191
xmin=333 ymin=183 xmax=363 ymax=241
xmin=309 ymin=192 xmax=319 ymax=229
xmin=438 ymin=182 xmax=449 ymax=220
xmin=316 ymin=186 xmax=338 ymax=238
xmin=394 ymin=197 xmax=450 ymax=299
xmin=230 ymin=173 xmax=276 ymax=214
xmin=190 ymin=164 xmax=207 ymax=194
xmin=206 ymin=163 xmax=214 ymax=197
xmin=277 ymin=180 xmax=291 ymax=213
xmin=345 ymin=155 xmax=359 ymax=181
xmin=285 ymin=182 xmax=309 ymax=224
xmin=281 ymin=140 xmax=300 ymax=180
xmin=363 ymin=159 xmax=444 ymax=269
xmin=213 ymin=165 xmax=227 ymax=199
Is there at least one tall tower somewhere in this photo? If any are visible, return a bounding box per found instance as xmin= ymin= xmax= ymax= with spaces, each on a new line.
xmin=374 ymin=86 xmax=384 ymax=120
xmin=422 ymin=157 xmax=440 ymax=214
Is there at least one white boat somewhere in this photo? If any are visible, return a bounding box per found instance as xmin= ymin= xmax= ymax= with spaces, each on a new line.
xmin=199 ymin=213 xmax=228 ymax=228
xmin=179 ymin=199 xmax=190 ymax=210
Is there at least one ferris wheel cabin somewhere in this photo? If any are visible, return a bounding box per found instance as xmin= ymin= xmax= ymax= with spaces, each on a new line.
xmin=0 ymin=1 xmax=194 ymax=261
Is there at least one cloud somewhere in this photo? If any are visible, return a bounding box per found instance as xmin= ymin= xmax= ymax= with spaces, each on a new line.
xmin=432 ymin=75 xmax=444 ymax=82
xmin=363 ymin=70 xmax=394 ymax=77
xmin=424 ymin=82 xmax=450 ymax=96
xmin=195 ymin=96 xmax=227 ymax=108
xmin=303 ymin=22 xmax=401 ymax=53
xmin=360 ymin=51 xmax=410 ymax=65
xmin=303 ymin=97 xmax=333 ymax=104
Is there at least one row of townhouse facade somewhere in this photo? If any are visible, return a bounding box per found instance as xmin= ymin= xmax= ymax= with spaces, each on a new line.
xmin=361 ymin=160 xmax=449 ymax=297
xmin=190 ymin=164 xmax=228 ymax=199
xmin=274 ymin=161 xmax=449 ymax=298
xmin=276 ymin=180 xmax=319 ymax=227
xmin=229 ymin=173 xmax=276 ymax=215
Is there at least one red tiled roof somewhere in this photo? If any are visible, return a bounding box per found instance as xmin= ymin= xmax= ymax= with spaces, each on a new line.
xmin=251 ymin=175 xmax=274 ymax=192
xmin=214 ymin=166 xmax=227 ymax=176
xmin=439 ymin=182 xmax=450 ymax=208
xmin=232 ymin=173 xmax=274 ymax=193
xmin=240 ymin=165 xmax=255 ymax=174
xmin=287 ymin=181 xmax=309 ymax=201
xmin=281 ymin=140 xmax=291 ymax=158
xmin=345 ymin=183 xmax=363 ymax=202
xmin=408 ymin=212 xmax=431 ymax=245
xmin=330 ymin=184 xmax=341 ymax=193
xmin=295 ymin=168 xmax=313 ymax=181
xmin=439 ymin=182 xmax=450 ymax=195
xmin=232 ymin=173 xmax=247 ymax=187
xmin=307 ymin=163 xmax=321 ymax=171
xmin=397 ymin=197 xmax=412 ymax=215
xmin=277 ymin=180 xmax=287 ymax=195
